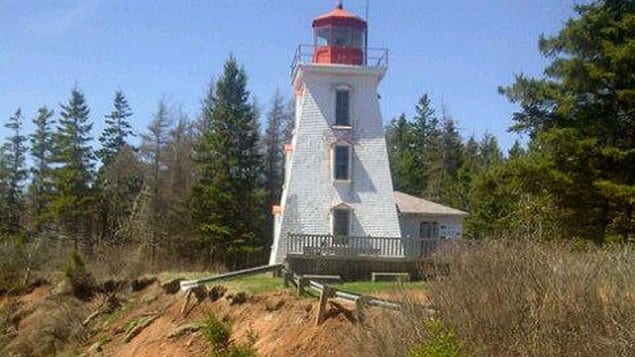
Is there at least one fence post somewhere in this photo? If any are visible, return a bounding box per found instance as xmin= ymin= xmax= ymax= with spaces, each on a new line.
xmin=297 ymin=276 xmax=307 ymax=296
xmin=316 ymin=285 xmax=332 ymax=326
xmin=355 ymin=296 xmax=369 ymax=323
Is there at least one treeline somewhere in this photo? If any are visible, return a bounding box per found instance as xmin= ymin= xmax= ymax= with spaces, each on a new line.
xmin=388 ymin=0 xmax=634 ymax=243
xmin=0 ymin=0 xmax=632 ymax=271
xmin=0 ymin=57 xmax=293 ymax=269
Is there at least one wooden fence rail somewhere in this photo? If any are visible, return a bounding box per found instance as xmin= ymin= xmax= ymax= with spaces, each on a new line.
xmin=283 ymin=269 xmax=402 ymax=325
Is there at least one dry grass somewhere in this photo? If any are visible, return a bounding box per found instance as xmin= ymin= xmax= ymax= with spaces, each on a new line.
xmin=354 ymin=240 xmax=635 ymax=357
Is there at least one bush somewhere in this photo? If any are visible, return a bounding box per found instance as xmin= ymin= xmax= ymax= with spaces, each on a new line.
xmin=201 ymin=312 xmax=232 ymax=353
xmin=63 ymin=251 xmax=96 ymax=301
xmin=353 ymin=239 xmax=635 ymax=356
xmin=407 ymin=319 xmax=462 ymax=357
xmin=427 ymin=240 xmax=635 ymax=356
xmin=201 ymin=312 xmax=256 ymax=357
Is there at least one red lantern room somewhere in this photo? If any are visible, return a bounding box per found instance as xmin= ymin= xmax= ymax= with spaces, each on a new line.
xmin=312 ymin=1 xmax=367 ymax=65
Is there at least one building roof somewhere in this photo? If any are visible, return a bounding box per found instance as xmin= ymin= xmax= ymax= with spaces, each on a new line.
xmin=312 ymin=4 xmax=366 ymax=30
xmin=394 ymin=191 xmax=469 ymax=217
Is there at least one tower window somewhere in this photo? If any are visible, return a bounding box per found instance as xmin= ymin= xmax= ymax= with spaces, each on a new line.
xmin=333 ymin=145 xmax=350 ymax=180
xmin=332 ymin=208 xmax=350 ymax=237
xmin=335 ymin=89 xmax=350 ymax=126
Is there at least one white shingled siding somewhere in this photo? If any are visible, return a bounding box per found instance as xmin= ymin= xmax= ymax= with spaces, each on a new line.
xmin=269 ymin=64 xmax=402 ymax=264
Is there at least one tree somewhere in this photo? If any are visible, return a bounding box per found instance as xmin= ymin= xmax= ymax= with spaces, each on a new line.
xmin=507 ymin=140 xmax=525 ymax=160
xmin=262 ymin=90 xmax=293 ymax=246
xmin=499 ymin=0 xmax=635 ymax=242
xmin=1 ymin=109 xmax=28 ymax=234
xmin=29 ymin=106 xmax=55 ymax=226
xmin=439 ymin=112 xmax=464 ymax=205
xmin=51 ymin=87 xmax=95 ymax=250
xmin=262 ymin=90 xmax=288 ymax=208
xmin=386 ymin=113 xmax=416 ymax=193
xmin=191 ymin=56 xmax=265 ymax=268
xmin=98 ymin=91 xmax=134 ymax=165
xmin=140 ymin=99 xmax=172 ymax=263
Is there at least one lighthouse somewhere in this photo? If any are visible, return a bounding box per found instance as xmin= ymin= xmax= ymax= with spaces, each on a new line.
xmin=269 ymin=3 xmax=402 ymax=265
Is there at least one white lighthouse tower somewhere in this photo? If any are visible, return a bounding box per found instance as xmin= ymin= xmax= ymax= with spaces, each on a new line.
xmin=269 ymin=2 xmax=401 ymax=265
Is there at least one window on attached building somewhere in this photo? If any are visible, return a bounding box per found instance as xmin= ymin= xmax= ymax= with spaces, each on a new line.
xmin=419 ymin=222 xmax=439 ymax=239
xmin=333 ymin=208 xmax=350 ymax=237
xmin=333 ymin=145 xmax=350 ymax=181
xmin=335 ymin=89 xmax=350 ymax=126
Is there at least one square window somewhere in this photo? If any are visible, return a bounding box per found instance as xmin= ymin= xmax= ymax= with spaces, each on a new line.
xmin=333 ymin=208 xmax=350 ymax=237
xmin=335 ymin=89 xmax=350 ymax=126
xmin=334 ymin=145 xmax=350 ymax=180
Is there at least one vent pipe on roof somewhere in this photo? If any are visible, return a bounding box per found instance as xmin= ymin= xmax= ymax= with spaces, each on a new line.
xmin=336 ymin=0 xmax=343 ymax=10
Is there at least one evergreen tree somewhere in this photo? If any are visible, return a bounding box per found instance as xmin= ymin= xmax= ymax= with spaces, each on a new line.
xmin=500 ymin=0 xmax=635 ymax=242
xmin=478 ymin=133 xmax=503 ymax=169
xmin=191 ymin=56 xmax=265 ymax=268
xmin=51 ymin=87 xmax=95 ymax=249
xmin=29 ymin=106 xmax=55 ymax=225
xmin=263 ymin=90 xmax=287 ymax=208
xmin=140 ymin=99 xmax=172 ymax=263
xmin=439 ymin=114 xmax=464 ymax=205
xmin=386 ymin=113 xmax=416 ymax=193
xmin=1 ymin=109 xmax=28 ymax=234
xmin=98 ymin=90 xmax=134 ymax=165
xmin=507 ymin=140 xmax=525 ymax=160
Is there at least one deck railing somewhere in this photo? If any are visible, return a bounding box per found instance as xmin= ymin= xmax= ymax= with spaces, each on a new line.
xmin=286 ymin=233 xmax=453 ymax=259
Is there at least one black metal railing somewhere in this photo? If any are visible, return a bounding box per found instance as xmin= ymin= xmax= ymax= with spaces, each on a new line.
xmin=291 ymin=44 xmax=389 ymax=77
xmin=286 ymin=233 xmax=452 ymax=258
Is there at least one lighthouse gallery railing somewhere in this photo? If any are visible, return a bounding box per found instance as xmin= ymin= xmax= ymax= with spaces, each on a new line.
xmin=291 ymin=45 xmax=389 ymax=76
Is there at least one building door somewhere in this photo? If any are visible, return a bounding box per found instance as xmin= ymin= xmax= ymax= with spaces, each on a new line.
xmin=419 ymin=222 xmax=439 ymax=239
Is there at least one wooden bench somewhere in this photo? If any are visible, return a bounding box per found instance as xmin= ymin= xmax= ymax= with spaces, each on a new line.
xmin=371 ymin=272 xmax=411 ymax=282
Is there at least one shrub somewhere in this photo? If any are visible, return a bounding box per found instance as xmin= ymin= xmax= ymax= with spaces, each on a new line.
xmin=201 ymin=312 xmax=232 ymax=354
xmin=427 ymin=240 xmax=635 ymax=356
xmin=407 ymin=319 xmax=462 ymax=357
xmin=201 ymin=312 xmax=256 ymax=357
xmin=63 ymin=251 xmax=96 ymax=301
xmin=353 ymin=239 xmax=635 ymax=356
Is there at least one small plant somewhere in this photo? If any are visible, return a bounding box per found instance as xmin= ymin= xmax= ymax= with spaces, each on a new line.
xmin=407 ymin=319 xmax=463 ymax=357
xmin=201 ymin=312 xmax=256 ymax=357
xmin=201 ymin=312 xmax=232 ymax=353
xmin=63 ymin=251 xmax=96 ymax=301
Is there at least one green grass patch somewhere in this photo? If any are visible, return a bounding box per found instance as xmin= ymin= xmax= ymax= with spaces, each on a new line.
xmin=222 ymin=273 xmax=287 ymax=295
xmin=334 ymin=280 xmax=426 ymax=296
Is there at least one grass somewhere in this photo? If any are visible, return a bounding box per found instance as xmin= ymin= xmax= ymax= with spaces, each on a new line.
xmin=334 ymin=280 xmax=426 ymax=296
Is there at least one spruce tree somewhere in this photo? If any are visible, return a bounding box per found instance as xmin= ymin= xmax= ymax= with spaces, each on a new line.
xmin=500 ymin=0 xmax=635 ymax=242
xmin=98 ymin=90 xmax=134 ymax=165
xmin=263 ymin=90 xmax=287 ymax=207
xmin=1 ymin=109 xmax=28 ymax=234
xmin=440 ymin=115 xmax=463 ymax=205
xmin=140 ymin=100 xmax=171 ymax=263
xmin=192 ymin=56 xmax=265 ymax=268
xmin=51 ymin=87 xmax=95 ymax=249
xmin=29 ymin=106 xmax=55 ymax=225
xmin=386 ymin=113 xmax=416 ymax=193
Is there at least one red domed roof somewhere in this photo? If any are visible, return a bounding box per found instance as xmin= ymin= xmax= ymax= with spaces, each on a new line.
xmin=312 ymin=4 xmax=366 ymax=30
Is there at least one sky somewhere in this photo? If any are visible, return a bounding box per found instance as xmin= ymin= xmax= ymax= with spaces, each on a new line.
xmin=0 ymin=0 xmax=578 ymax=151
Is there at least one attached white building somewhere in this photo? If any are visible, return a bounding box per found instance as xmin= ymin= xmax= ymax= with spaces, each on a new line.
xmin=394 ymin=191 xmax=468 ymax=240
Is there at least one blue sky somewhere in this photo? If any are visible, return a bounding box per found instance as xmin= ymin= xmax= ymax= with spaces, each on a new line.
xmin=1 ymin=0 xmax=577 ymax=151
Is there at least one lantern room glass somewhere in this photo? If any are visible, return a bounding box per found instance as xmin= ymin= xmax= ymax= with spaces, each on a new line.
xmin=314 ymin=26 xmax=365 ymax=49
